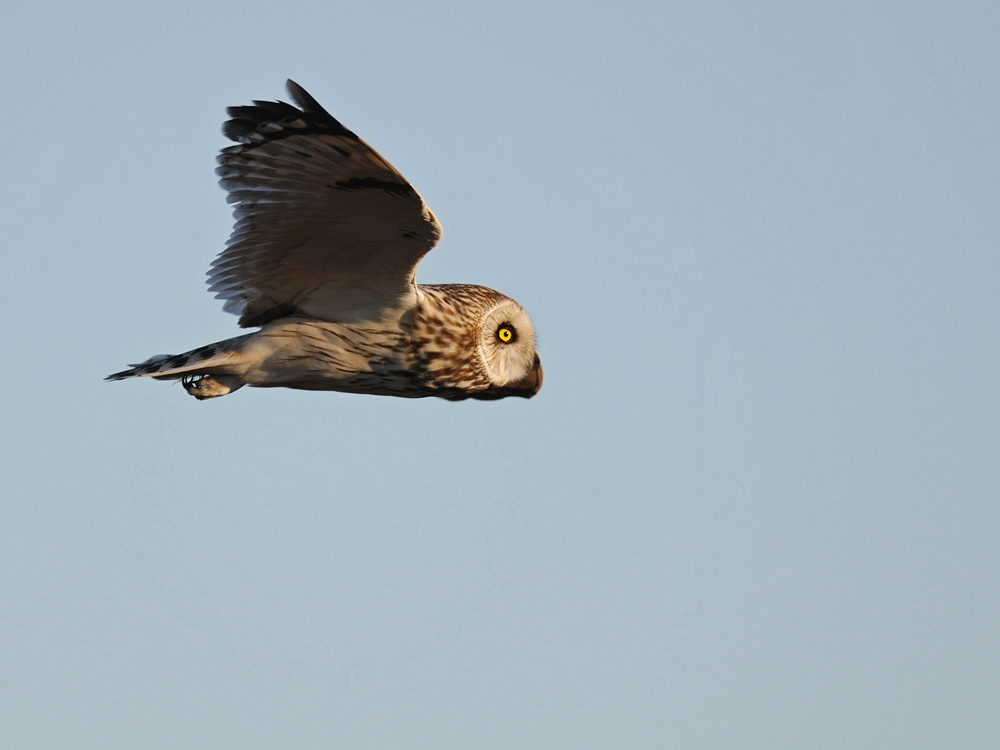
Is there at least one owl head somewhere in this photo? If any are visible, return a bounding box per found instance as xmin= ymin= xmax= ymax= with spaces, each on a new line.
xmin=415 ymin=284 xmax=543 ymax=399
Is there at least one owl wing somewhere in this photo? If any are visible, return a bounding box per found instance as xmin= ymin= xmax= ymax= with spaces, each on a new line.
xmin=208 ymin=80 xmax=443 ymax=328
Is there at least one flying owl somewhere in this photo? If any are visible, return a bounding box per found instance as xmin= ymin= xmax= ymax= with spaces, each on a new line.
xmin=107 ymin=80 xmax=542 ymax=402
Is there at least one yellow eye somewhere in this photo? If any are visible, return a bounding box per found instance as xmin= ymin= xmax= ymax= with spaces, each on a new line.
xmin=497 ymin=325 xmax=515 ymax=343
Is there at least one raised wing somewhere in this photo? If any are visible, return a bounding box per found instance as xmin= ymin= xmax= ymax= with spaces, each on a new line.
xmin=209 ymin=80 xmax=443 ymax=327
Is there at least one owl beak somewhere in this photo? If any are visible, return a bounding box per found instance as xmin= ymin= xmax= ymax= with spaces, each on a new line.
xmin=516 ymin=354 xmax=543 ymax=398
xmin=468 ymin=353 xmax=543 ymax=400
xmin=503 ymin=353 xmax=542 ymax=398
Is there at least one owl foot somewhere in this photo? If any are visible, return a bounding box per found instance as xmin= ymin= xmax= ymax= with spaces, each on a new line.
xmin=181 ymin=374 xmax=245 ymax=400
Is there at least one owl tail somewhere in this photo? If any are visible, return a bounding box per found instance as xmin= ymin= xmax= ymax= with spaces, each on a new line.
xmin=105 ymin=335 xmax=250 ymax=382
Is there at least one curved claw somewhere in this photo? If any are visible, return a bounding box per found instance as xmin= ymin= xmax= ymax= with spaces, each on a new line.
xmin=181 ymin=374 xmax=244 ymax=400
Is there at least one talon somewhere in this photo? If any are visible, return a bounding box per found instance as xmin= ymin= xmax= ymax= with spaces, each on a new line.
xmin=180 ymin=373 xmax=244 ymax=400
xmin=182 ymin=374 xmax=208 ymax=398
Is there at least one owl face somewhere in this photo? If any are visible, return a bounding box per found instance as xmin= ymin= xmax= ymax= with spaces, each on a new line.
xmin=478 ymin=299 xmax=537 ymax=387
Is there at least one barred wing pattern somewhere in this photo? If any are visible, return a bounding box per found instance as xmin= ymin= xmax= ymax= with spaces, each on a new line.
xmin=210 ymin=80 xmax=443 ymax=328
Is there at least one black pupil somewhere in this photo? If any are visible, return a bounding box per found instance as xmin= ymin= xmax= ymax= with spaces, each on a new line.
xmin=497 ymin=324 xmax=516 ymax=343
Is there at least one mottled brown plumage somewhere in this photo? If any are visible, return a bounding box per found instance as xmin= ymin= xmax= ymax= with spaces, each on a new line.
xmin=107 ymin=80 xmax=542 ymax=401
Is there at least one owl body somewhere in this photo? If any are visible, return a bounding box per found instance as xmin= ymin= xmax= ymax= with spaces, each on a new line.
xmin=107 ymin=81 xmax=542 ymax=402
xmin=110 ymin=283 xmax=540 ymax=401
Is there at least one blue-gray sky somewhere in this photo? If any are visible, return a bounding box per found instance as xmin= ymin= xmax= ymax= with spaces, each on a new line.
xmin=3 ymin=1 xmax=998 ymax=748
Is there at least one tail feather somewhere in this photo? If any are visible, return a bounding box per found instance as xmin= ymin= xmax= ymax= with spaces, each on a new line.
xmin=105 ymin=337 xmax=248 ymax=381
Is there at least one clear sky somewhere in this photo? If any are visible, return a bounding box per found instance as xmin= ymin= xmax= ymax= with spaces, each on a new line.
xmin=2 ymin=1 xmax=998 ymax=748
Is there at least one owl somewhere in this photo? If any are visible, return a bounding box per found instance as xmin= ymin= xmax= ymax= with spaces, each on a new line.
xmin=107 ymin=81 xmax=542 ymax=402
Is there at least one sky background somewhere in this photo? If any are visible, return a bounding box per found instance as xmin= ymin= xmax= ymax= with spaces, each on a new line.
xmin=2 ymin=1 xmax=998 ymax=748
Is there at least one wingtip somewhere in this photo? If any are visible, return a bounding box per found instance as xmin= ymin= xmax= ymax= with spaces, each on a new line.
xmin=285 ymin=79 xmax=329 ymax=117
xmin=285 ymin=79 xmax=310 ymax=105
